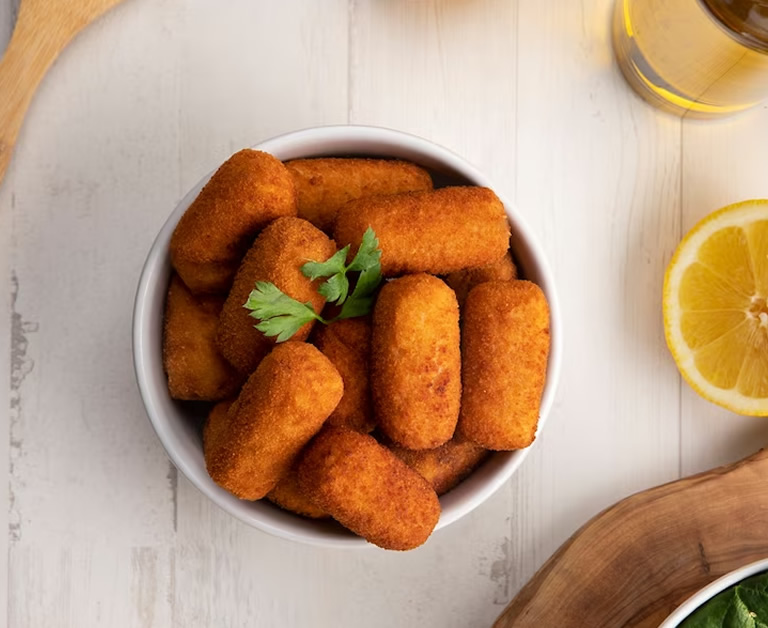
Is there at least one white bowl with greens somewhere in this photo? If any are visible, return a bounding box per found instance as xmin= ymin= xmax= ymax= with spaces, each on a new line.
xmin=660 ymin=558 xmax=768 ymax=627
xmin=133 ymin=125 xmax=562 ymax=547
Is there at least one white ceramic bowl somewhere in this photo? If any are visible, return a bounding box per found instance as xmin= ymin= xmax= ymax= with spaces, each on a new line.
xmin=660 ymin=558 xmax=768 ymax=626
xmin=133 ymin=125 xmax=562 ymax=548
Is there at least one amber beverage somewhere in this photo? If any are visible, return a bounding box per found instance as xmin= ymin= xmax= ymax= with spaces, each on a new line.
xmin=613 ymin=0 xmax=768 ymax=117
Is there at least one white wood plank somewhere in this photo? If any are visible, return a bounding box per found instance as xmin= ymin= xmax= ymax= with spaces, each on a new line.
xmin=2 ymin=1 xmax=19 ymax=623
xmin=176 ymin=0 xmax=350 ymax=187
xmin=350 ymin=0 xmax=518 ymax=189
xmin=680 ymin=105 xmax=768 ymax=476
xmin=173 ymin=496 xmax=517 ymax=628
xmin=514 ymin=0 xmax=683 ymax=595
xmin=5 ymin=0 xmax=184 ymax=624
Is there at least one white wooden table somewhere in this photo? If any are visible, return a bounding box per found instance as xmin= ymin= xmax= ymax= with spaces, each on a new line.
xmin=2 ymin=1 xmax=768 ymax=625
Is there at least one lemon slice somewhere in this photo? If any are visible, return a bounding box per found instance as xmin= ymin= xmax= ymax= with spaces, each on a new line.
xmin=664 ymin=199 xmax=768 ymax=416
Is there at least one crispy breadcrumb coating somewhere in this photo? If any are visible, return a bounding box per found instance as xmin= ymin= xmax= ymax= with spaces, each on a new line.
xmin=267 ymin=465 xmax=328 ymax=519
xmin=163 ymin=275 xmax=243 ymax=400
xmin=334 ymin=187 xmax=510 ymax=276
xmin=297 ymin=426 xmax=440 ymax=550
xmin=311 ymin=317 xmax=374 ymax=433
xmin=386 ymin=435 xmax=489 ymax=496
xmin=205 ymin=342 xmax=343 ymax=500
xmin=286 ymin=158 xmax=432 ymax=232
xmin=444 ymin=252 xmax=517 ymax=308
xmin=216 ymin=217 xmax=336 ymax=374
xmin=170 ymin=150 xmax=297 ymax=294
xmin=372 ymin=274 xmax=461 ymax=449
xmin=459 ymin=281 xmax=550 ymax=450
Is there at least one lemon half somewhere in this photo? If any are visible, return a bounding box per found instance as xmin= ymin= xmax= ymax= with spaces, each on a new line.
xmin=664 ymin=199 xmax=768 ymax=416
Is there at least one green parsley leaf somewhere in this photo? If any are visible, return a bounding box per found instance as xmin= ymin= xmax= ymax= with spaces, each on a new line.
xmin=243 ymin=281 xmax=322 ymax=342
xmin=337 ymin=264 xmax=383 ymax=320
xmin=317 ymin=272 xmax=349 ymax=304
xmin=347 ymin=227 xmax=382 ymax=272
xmin=301 ymin=247 xmax=349 ymax=281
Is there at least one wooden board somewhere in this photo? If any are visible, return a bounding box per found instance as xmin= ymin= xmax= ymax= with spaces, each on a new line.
xmin=494 ymin=448 xmax=768 ymax=627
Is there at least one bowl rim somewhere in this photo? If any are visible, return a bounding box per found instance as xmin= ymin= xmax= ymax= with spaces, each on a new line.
xmin=658 ymin=557 xmax=768 ymax=627
xmin=132 ymin=124 xmax=563 ymax=547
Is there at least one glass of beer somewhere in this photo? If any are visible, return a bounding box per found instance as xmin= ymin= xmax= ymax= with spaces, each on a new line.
xmin=613 ymin=0 xmax=768 ymax=118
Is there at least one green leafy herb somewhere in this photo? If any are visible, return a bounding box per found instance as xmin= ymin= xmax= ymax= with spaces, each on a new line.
xmin=338 ymin=264 xmax=382 ymax=320
xmin=244 ymin=281 xmax=325 ymax=343
xmin=300 ymin=227 xmax=382 ymax=307
xmin=243 ymin=227 xmax=383 ymax=342
xmin=301 ymin=247 xmax=350 ymax=303
xmin=680 ymin=572 xmax=768 ymax=628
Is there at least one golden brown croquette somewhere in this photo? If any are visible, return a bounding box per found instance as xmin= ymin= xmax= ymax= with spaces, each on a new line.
xmin=286 ymin=158 xmax=433 ymax=232
xmin=311 ymin=317 xmax=374 ymax=433
xmin=458 ymin=281 xmax=550 ymax=450
xmin=372 ymin=274 xmax=461 ymax=449
xmin=333 ymin=187 xmax=510 ymax=276
xmin=203 ymin=399 xmax=236 ymax=455
xmin=267 ymin=465 xmax=328 ymax=519
xmin=444 ymin=252 xmax=518 ymax=308
xmin=216 ymin=217 xmax=336 ymax=374
xmin=163 ymin=275 xmax=244 ymax=401
xmin=170 ymin=150 xmax=297 ymax=294
xmin=297 ymin=426 xmax=440 ymax=550
xmin=386 ymin=435 xmax=489 ymax=496
xmin=205 ymin=342 xmax=343 ymax=500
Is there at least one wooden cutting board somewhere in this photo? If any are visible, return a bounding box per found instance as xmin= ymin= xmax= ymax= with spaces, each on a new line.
xmin=494 ymin=448 xmax=768 ymax=628
xmin=0 ymin=0 xmax=126 ymax=187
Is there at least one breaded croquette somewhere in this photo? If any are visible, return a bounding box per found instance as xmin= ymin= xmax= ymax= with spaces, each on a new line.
xmin=459 ymin=281 xmax=550 ymax=450
xmin=372 ymin=274 xmax=461 ymax=449
xmin=311 ymin=317 xmax=374 ymax=433
xmin=163 ymin=275 xmax=243 ymax=401
xmin=387 ymin=435 xmax=489 ymax=496
xmin=444 ymin=252 xmax=518 ymax=308
xmin=297 ymin=426 xmax=440 ymax=550
xmin=205 ymin=342 xmax=343 ymax=500
xmin=333 ymin=187 xmax=510 ymax=276
xmin=216 ymin=217 xmax=336 ymax=374
xmin=267 ymin=465 xmax=328 ymax=519
xmin=170 ymin=150 xmax=297 ymax=294
xmin=285 ymin=158 xmax=433 ymax=232
xmin=203 ymin=399 xmax=235 ymax=455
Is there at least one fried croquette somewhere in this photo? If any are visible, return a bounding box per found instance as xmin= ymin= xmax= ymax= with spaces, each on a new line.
xmin=372 ymin=274 xmax=461 ymax=450
xmin=297 ymin=426 xmax=440 ymax=550
xmin=170 ymin=150 xmax=297 ymax=294
xmin=216 ymin=217 xmax=336 ymax=374
xmin=205 ymin=342 xmax=344 ymax=500
xmin=444 ymin=252 xmax=518 ymax=308
xmin=163 ymin=275 xmax=244 ymax=401
xmin=285 ymin=158 xmax=433 ymax=232
xmin=267 ymin=465 xmax=328 ymax=519
xmin=333 ymin=187 xmax=510 ymax=276
xmin=387 ymin=435 xmax=489 ymax=496
xmin=203 ymin=399 xmax=235 ymax=455
xmin=459 ymin=281 xmax=550 ymax=450
xmin=311 ymin=317 xmax=374 ymax=433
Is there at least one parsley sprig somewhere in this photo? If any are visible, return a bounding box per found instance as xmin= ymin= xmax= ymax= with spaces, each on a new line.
xmin=243 ymin=227 xmax=382 ymax=342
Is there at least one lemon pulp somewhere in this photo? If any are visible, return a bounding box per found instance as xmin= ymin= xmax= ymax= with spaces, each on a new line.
xmin=675 ymin=217 xmax=768 ymax=405
xmin=664 ymin=201 xmax=768 ymax=415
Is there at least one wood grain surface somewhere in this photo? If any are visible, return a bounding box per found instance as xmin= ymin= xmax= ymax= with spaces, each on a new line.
xmin=494 ymin=448 xmax=768 ymax=628
xmin=0 ymin=0 xmax=125 ymax=183
xmin=1 ymin=0 xmax=768 ymax=626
